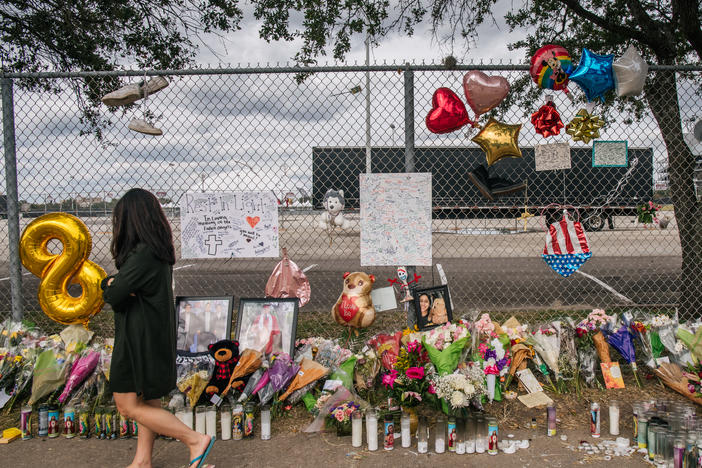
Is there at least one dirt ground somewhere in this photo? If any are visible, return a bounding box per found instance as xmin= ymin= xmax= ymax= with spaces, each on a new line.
xmin=1 ymin=375 xmax=683 ymax=468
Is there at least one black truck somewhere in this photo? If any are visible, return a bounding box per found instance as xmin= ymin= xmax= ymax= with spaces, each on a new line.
xmin=312 ymin=146 xmax=654 ymax=231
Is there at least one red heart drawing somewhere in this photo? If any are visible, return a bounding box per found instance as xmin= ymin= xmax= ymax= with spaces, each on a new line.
xmin=246 ymin=216 xmax=260 ymax=228
xmin=425 ymin=87 xmax=471 ymax=134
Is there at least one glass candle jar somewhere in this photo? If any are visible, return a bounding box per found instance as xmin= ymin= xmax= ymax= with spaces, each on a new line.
xmin=220 ymin=404 xmax=232 ymax=440
xmin=195 ymin=405 xmax=207 ymax=434
xmin=609 ymin=400 xmax=620 ymax=436
xmin=547 ymin=403 xmax=556 ymax=437
xmin=232 ymin=404 xmax=244 ymax=440
xmin=417 ymin=416 xmax=428 ymax=454
xmin=400 ymin=411 xmax=410 ymax=448
xmin=20 ymin=406 xmax=32 ymax=440
xmin=637 ymin=414 xmax=649 ymax=449
xmin=447 ymin=417 xmax=456 ymax=452
xmin=674 ymin=437 xmax=685 ymax=468
xmin=205 ymin=406 xmax=217 ymax=437
xmin=383 ymin=414 xmax=394 ymax=451
xmin=260 ymin=405 xmax=271 ymax=440
xmin=475 ymin=415 xmax=487 ymax=454
xmin=366 ymin=409 xmax=378 ymax=451
xmin=465 ymin=416 xmax=476 ymax=454
xmin=352 ymin=411 xmax=363 ymax=447
xmin=455 ymin=418 xmax=466 ymax=455
xmin=63 ymin=406 xmax=76 ymax=439
xmin=487 ymin=416 xmax=498 ymax=455
xmin=435 ymin=416 xmax=446 ymax=454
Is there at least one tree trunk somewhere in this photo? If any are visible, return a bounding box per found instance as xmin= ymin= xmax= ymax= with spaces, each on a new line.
xmin=645 ymin=69 xmax=702 ymax=319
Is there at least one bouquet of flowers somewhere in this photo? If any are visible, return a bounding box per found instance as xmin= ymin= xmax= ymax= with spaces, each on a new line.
xmin=677 ymin=325 xmax=702 ymax=363
xmin=574 ymin=322 xmax=602 ymax=389
xmin=368 ymin=331 xmax=403 ymax=371
xmin=558 ymin=319 xmax=579 ymax=393
xmin=602 ymin=316 xmax=642 ymax=388
xmin=526 ymin=322 xmax=561 ymax=392
xmin=651 ymin=315 xmax=693 ymax=366
xmin=422 ymin=322 xmax=470 ymax=376
xmin=354 ymin=346 xmax=381 ymax=391
xmin=630 ymin=313 xmax=666 ymax=368
xmin=381 ymin=340 xmax=431 ymax=408
xmin=476 ymin=337 xmax=510 ymax=401
xmin=327 ymin=400 xmax=360 ymax=435
xmin=637 ymin=201 xmax=660 ymax=225
xmin=429 ymin=363 xmax=486 ymax=413
xmin=501 ymin=317 xmax=533 ymax=391
xmin=578 ymin=309 xmax=613 ymax=363
xmin=655 ymin=362 xmax=702 ymax=406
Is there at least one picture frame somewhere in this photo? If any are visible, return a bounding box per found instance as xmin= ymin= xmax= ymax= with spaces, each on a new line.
xmin=413 ymin=285 xmax=453 ymax=331
xmin=235 ymin=298 xmax=299 ymax=356
xmin=176 ymin=296 xmax=234 ymax=354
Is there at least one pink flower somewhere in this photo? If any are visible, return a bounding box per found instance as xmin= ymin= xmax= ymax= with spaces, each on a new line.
xmin=403 ymin=391 xmax=422 ymax=401
xmin=407 ymin=340 xmax=419 ymax=353
xmin=406 ymin=367 xmax=425 ymax=379
xmin=478 ymin=343 xmax=488 ymax=357
xmin=335 ymin=411 xmax=345 ymax=422
xmin=484 ymin=365 xmax=499 ymax=375
xmin=688 ymin=383 xmax=696 ymax=394
xmin=382 ymin=370 xmax=399 ymax=388
xmin=428 ymin=383 xmax=436 ymax=394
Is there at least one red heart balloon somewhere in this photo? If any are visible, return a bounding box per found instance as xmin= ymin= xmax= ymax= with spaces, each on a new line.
xmin=463 ymin=71 xmax=510 ymax=118
xmin=425 ymin=88 xmax=470 ymax=134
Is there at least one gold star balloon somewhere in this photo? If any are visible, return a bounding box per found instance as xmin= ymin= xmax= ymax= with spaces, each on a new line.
xmin=566 ymin=109 xmax=605 ymax=144
xmin=472 ymin=117 xmax=523 ymax=166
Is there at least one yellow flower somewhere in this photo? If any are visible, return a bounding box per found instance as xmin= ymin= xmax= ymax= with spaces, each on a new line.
xmin=13 ymin=355 xmax=23 ymax=363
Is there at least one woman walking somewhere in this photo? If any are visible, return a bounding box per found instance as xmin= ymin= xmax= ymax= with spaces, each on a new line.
xmin=102 ymin=188 xmax=214 ymax=468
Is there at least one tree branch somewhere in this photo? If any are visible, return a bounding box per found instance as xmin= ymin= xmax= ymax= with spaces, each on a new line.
xmin=556 ymin=0 xmax=652 ymax=47
xmin=673 ymin=0 xmax=702 ymax=61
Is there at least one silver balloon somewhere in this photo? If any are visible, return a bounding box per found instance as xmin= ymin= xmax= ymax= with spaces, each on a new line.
xmin=613 ymin=46 xmax=648 ymax=97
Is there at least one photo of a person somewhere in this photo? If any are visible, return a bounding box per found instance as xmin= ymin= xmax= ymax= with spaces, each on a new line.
xmin=65 ymin=417 xmax=74 ymax=435
xmin=176 ymin=298 xmax=233 ymax=353
xmin=49 ymin=416 xmax=58 ymax=435
xmin=385 ymin=424 xmax=394 ymax=448
xmin=449 ymin=427 xmax=456 ymax=448
xmin=418 ymin=293 xmax=434 ymax=328
xmin=413 ymin=286 xmax=453 ymax=331
xmin=236 ymin=299 xmax=299 ymax=356
xmin=489 ymin=429 xmax=497 ymax=451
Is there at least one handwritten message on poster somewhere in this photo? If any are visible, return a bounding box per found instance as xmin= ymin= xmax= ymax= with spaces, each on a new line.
xmin=593 ymin=140 xmax=628 ymax=167
xmin=360 ymin=173 xmax=432 ymax=266
xmin=180 ymin=192 xmax=279 ymax=259
xmin=534 ymin=143 xmax=571 ymax=171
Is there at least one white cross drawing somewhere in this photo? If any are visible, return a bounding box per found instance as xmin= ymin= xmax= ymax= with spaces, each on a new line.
xmin=204 ymin=235 xmax=222 ymax=256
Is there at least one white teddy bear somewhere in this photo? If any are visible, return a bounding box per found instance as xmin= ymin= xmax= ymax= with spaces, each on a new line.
xmin=318 ymin=189 xmax=352 ymax=230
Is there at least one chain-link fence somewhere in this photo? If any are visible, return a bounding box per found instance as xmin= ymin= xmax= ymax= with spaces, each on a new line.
xmin=1 ymin=64 xmax=700 ymax=340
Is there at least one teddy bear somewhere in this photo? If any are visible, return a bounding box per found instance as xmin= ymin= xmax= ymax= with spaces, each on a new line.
xmin=203 ymin=339 xmax=240 ymax=400
xmin=317 ymin=189 xmax=352 ymax=230
xmin=331 ymin=271 xmax=376 ymax=329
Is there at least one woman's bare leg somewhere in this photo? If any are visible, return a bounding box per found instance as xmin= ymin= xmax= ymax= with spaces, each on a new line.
xmin=114 ymin=393 xmax=212 ymax=468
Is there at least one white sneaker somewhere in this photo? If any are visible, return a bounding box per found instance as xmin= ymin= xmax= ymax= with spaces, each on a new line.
xmin=141 ymin=76 xmax=169 ymax=97
xmin=102 ymin=83 xmax=142 ymax=106
xmin=128 ymin=118 xmax=163 ymax=136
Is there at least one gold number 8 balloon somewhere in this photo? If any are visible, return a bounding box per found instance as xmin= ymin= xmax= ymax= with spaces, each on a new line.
xmin=19 ymin=213 xmax=107 ymax=325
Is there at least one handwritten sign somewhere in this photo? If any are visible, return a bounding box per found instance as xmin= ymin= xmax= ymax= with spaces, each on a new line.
xmin=534 ymin=143 xmax=571 ymax=171
xmin=593 ymin=140 xmax=628 ymax=167
xmin=180 ymin=192 xmax=279 ymax=259
xmin=360 ymin=173 xmax=432 ymax=266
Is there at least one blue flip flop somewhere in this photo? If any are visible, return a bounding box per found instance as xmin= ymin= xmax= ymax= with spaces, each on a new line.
xmin=190 ymin=436 xmax=216 ymax=468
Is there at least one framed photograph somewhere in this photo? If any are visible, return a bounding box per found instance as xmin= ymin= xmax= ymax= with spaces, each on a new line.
xmin=176 ymin=296 xmax=234 ymax=354
xmin=413 ymin=285 xmax=453 ymax=331
xmin=235 ymin=298 xmax=299 ymax=356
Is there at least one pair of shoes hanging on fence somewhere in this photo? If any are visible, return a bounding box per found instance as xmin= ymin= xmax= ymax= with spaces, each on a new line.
xmin=102 ymin=76 xmax=168 ymax=136
xmin=101 ymin=76 xmax=169 ymax=107
xmin=467 ymin=165 xmax=526 ymax=201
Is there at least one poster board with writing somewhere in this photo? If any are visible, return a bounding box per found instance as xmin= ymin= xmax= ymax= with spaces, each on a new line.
xmin=534 ymin=142 xmax=571 ymax=171
xmin=180 ymin=191 xmax=279 ymax=258
xmin=592 ymin=140 xmax=628 ymax=167
xmin=360 ymin=173 xmax=432 ymax=266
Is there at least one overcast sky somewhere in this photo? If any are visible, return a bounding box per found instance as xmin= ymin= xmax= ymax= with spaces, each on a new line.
xmin=6 ymin=1 xmax=697 ymax=205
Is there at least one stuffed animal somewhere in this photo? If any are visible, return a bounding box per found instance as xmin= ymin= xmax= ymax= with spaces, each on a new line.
xmin=203 ymin=339 xmax=240 ymax=399
xmin=331 ymin=271 xmax=376 ymax=329
xmin=430 ymin=298 xmax=448 ymax=325
xmin=318 ymin=189 xmax=352 ymax=230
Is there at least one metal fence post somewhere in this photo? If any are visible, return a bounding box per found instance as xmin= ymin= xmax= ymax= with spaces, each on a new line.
xmin=1 ymin=77 xmax=23 ymax=321
xmin=404 ymin=64 xmax=417 ymax=328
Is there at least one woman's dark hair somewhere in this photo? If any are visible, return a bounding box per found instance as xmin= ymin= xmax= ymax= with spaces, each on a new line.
xmin=111 ymin=188 xmax=175 ymax=268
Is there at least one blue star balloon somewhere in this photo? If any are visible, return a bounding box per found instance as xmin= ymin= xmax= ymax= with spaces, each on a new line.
xmin=569 ymin=49 xmax=615 ymax=102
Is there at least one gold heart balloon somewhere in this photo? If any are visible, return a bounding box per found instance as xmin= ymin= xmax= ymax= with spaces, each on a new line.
xmin=20 ymin=213 xmax=107 ymax=326
xmin=472 ymin=117 xmax=523 ymax=166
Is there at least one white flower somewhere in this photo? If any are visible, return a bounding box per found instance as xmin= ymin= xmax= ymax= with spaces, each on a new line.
xmin=675 ymin=340 xmax=685 ymax=353
xmin=463 ymin=383 xmax=475 ymax=395
xmin=450 ymin=390 xmax=467 ymax=408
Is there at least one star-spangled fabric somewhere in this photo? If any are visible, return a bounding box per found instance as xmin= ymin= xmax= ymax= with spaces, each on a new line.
xmin=542 ymin=215 xmax=592 ymax=277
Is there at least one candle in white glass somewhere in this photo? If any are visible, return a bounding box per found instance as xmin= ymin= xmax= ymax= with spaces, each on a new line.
xmin=401 ymin=412 xmax=411 ymax=448
xmin=609 ymin=401 xmax=620 ymax=436
xmin=352 ymin=411 xmax=363 ymax=447
xmin=220 ymin=405 xmax=232 ymax=441
xmin=366 ymin=410 xmax=378 ymax=451
xmin=205 ymin=407 xmax=217 ymax=437
xmin=260 ymin=405 xmax=271 ymax=440
xmin=195 ymin=406 xmax=206 ymax=434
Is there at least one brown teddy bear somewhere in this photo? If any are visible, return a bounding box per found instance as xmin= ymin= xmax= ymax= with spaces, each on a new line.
xmin=331 ymin=271 xmax=376 ymax=329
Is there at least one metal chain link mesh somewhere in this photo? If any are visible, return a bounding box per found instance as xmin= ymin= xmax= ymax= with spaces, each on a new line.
xmin=1 ymin=65 xmax=700 ymax=340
